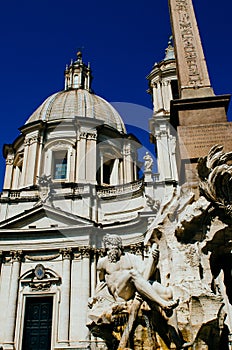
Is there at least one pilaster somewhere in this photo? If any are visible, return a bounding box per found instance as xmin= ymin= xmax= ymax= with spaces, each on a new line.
xmin=26 ymin=133 xmax=40 ymax=186
xmin=20 ymin=138 xmax=30 ymax=187
xmin=156 ymin=129 xmax=172 ymax=181
xmin=79 ymin=247 xmax=91 ymax=341
xmin=77 ymin=131 xmax=87 ymax=182
xmin=0 ymin=251 xmax=3 ymax=277
xmin=122 ymin=143 xmax=134 ymax=183
xmin=3 ymin=148 xmax=14 ymax=190
xmin=86 ymin=132 xmax=97 ymax=183
xmin=58 ymin=248 xmax=72 ymax=346
xmin=3 ymin=251 xmax=23 ymax=350
xmin=70 ymin=247 xmax=91 ymax=345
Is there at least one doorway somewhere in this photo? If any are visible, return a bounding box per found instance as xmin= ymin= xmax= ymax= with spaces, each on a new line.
xmin=22 ymin=296 xmax=53 ymax=350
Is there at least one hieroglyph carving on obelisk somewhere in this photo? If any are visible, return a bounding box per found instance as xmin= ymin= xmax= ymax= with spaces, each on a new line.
xmin=168 ymin=0 xmax=214 ymax=98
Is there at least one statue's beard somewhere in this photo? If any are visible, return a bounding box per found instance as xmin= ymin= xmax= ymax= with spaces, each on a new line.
xmin=107 ymin=249 xmax=120 ymax=263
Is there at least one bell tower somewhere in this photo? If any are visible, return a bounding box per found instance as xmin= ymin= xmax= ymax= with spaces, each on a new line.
xmin=147 ymin=38 xmax=179 ymax=183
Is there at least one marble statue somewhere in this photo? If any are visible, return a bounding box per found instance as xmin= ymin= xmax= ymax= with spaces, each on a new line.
xmin=97 ymin=234 xmax=178 ymax=310
xmin=143 ymin=152 xmax=153 ymax=172
xmin=87 ymin=234 xmax=184 ymax=349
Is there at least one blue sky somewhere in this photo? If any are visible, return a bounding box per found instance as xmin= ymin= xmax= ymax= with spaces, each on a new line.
xmin=0 ymin=0 xmax=231 ymax=189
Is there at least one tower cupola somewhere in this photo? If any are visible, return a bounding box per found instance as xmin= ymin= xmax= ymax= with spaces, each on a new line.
xmin=147 ymin=37 xmax=178 ymax=117
xmin=147 ymin=38 xmax=179 ymax=183
xmin=64 ymin=51 xmax=92 ymax=91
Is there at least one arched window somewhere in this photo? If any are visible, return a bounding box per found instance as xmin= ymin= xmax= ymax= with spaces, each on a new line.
xmin=73 ymin=75 xmax=79 ymax=88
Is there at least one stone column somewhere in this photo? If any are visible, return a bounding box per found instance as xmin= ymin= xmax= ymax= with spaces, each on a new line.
xmin=162 ymin=81 xmax=171 ymax=111
xmin=169 ymin=135 xmax=178 ymax=182
xmin=100 ymin=154 xmax=104 ymax=184
xmin=35 ymin=131 xmax=44 ymax=178
xmin=58 ymin=248 xmax=72 ymax=345
xmin=70 ymin=248 xmax=91 ymax=346
xmin=4 ymin=251 xmax=22 ymax=350
xmin=123 ymin=143 xmax=133 ymax=183
xmin=156 ymin=81 xmax=163 ymax=111
xmin=79 ymin=247 xmax=91 ymax=342
xmin=20 ymin=138 xmax=30 ymax=187
xmin=11 ymin=166 xmax=20 ymax=190
xmin=77 ymin=131 xmax=87 ymax=182
xmin=134 ymin=160 xmax=137 ymax=181
xmin=3 ymin=149 xmax=14 ymax=190
xmin=89 ymin=248 xmax=98 ymax=345
xmin=86 ymin=132 xmax=97 ymax=184
xmin=152 ymin=83 xmax=159 ymax=113
xmin=90 ymin=249 xmax=97 ymax=297
xmin=70 ymin=251 xmax=81 ymax=345
xmin=119 ymin=159 xmax=124 ymax=184
xmin=156 ymin=130 xmax=172 ymax=181
xmin=0 ymin=251 xmax=3 ymax=277
xmin=26 ymin=134 xmax=40 ymax=186
xmin=110 ymin=159 xmax=119 ymax=185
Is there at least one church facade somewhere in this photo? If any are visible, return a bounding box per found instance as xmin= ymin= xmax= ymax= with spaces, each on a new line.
xmin=0 ymin=44 xmax=178 ymax=349
xmin=0 ymin=1 xmax=232 ymax=350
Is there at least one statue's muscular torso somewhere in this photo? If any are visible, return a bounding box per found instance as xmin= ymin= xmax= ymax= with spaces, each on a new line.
xmin=97 ymin=253 xmax=143 ymax=301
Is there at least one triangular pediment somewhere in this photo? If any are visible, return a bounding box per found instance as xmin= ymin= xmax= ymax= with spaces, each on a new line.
xmin=0 ymin=204 xmax=94 ymax=230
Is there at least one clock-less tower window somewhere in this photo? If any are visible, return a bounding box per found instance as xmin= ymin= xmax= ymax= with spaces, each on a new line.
xmin=52 ymin=151 xmax=68 ymax=180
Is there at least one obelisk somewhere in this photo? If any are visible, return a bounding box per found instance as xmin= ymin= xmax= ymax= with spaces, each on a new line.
xmin=168 ymin=0 xmax=214 ymax=99
xmin=168 ymin=0 xmax=231 ymax=184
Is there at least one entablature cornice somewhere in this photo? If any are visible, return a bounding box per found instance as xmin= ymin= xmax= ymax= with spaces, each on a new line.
xmin=19 ymin=120 xmax=46 ymax=135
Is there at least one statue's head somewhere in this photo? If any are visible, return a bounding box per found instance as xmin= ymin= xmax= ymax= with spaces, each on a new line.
xmin=103 ymin=234 xmax=123 ymax=262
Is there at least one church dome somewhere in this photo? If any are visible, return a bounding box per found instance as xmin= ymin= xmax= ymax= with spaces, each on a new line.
xmin=25 ymin=52 xmax=126 ymax=133
xmin=26 ymin=89 xmax=126 ymax=133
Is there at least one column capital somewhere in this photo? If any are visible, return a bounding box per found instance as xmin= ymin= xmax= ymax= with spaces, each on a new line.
xmin=24 ymin=138 xmax=31 ymax=146
xmin=87 ymin=132 xmax=97 ymax=140
xmin=10 ymin=250 xmax=23 ymax=262
xmin=156 ymin=130 xmax=168 ymax=138
xmin=60 ymin=248 xmax=72 ymax=260
xmin=30 ymin=135 xmax=41 ymax=144
xmin=73 ymin=252 xmax=82 ymax=261
xmin=5 ymin=159 xmax=14 ymax=166
xmin=80 ymin=131 xmax=88 ymax=139
xmin=80 ymin=246 xmax=91 ymax=258
xmin=5 ymin=145 xmax=14 ymax=163
xmin=130 ymin=243 xmax=144 ymax=256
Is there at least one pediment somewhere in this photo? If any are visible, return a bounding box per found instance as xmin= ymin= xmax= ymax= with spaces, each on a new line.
xmin=0 ymin=204 xmax=94 ymax=230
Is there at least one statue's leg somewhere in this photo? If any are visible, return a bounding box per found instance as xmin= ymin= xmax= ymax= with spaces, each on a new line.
xmin=116 ymin=270 xmax=136 ymax=301
xmin=152 ymin=281 xmax=173 ymax=301
xmin=150 ymin=282 xmax=189 ymax=348
xmin=129 ymin=269 xmax=178 ymax=310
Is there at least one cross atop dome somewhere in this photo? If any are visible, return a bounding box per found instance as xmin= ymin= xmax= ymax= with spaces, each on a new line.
xmin=64 ymin=51 xmax=92 ymax=92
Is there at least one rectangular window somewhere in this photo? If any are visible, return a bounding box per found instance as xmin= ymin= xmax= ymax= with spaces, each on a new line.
xmin=53 ymin=151 xmax=67 ymax=180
